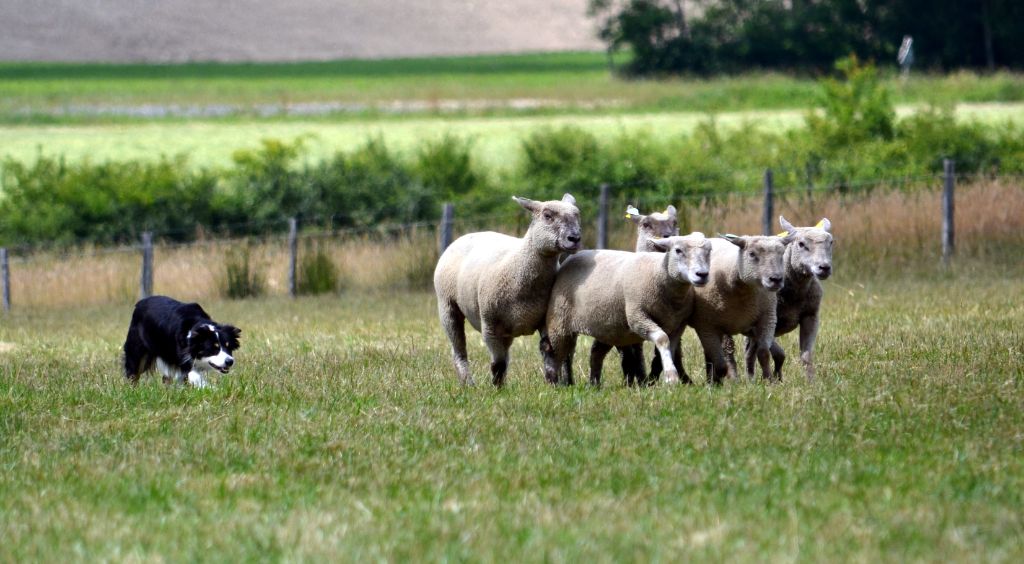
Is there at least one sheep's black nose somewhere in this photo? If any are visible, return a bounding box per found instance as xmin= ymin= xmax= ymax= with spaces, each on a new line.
xmin=768 ymin=276 xmax=783 ymax=285
xmin=567 ymin=233 xmax=581 ymax=244
xmin=225 ymin=357 xmax=234 ymax=367
xmin=695 ymin=270 xmax=709 ymax=280
xmin=818 ymin=265 xmax=832 ymax=275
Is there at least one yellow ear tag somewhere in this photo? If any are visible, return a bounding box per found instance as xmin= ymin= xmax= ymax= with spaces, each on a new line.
xmin=777 ymin=230 xmax=789 ymax=237
xmin=814 ymin=219 xmax=827 ymax=229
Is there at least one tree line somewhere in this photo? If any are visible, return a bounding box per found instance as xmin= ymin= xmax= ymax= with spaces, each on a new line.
xmin=589 ymin=0 xmax=1024 ymax=75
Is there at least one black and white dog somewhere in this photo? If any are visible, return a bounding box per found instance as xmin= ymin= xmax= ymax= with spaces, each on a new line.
xmin=123 ymin=296 xmax=241 ymax=388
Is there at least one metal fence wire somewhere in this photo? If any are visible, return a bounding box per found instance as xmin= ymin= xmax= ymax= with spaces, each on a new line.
xmin=0 ymin=163 xmax=1004 ymax=311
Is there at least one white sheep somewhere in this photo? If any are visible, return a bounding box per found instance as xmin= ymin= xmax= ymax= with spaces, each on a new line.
xmin=433 ymin=194 xmax=582 ymax=386
xmin=613 ymin=204 xmax=681 ymax=385
xmin=689 ymin=234 xmax=792 ymax=383
xmin=733 ymin=216 xmax=833 ymax=381
xmin=543 ymin=233 xmax=711 ymax=386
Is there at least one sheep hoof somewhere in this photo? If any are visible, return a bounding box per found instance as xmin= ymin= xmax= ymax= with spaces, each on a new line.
xmin=662 ymin=372 xmax=681 ymax=385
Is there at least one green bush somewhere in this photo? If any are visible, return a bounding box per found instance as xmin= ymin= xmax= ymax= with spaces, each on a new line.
xmin=0 ymin=155 xmax=218 ymax=245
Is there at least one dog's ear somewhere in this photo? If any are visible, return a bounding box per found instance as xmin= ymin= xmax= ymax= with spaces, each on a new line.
xmin=222 ymin=324 xmax=241 ymax=349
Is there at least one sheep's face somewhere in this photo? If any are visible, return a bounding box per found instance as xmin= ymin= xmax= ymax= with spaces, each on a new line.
xmin=779 ymin=216 xmax=834 ymax=280
xmin=723 ymin=235 xmax=789 ymax=292
xmin=514 ymin=193 xmax=583 ymax=254
xmin=627 ymin=205 xmax=679 ymax=248
xmin=653 ymin=232 xmax=711 ymax=287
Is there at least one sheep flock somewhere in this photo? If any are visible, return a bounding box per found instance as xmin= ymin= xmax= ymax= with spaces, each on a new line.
xmin=434 ymin=194 xmax=833 ymax=387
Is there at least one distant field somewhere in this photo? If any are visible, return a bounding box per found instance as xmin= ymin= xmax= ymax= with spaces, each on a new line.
xmin=2 ymin=102 xmax=1022 ymax=171
xmin=1 ymin=270 xmax=1022 ymax=560
xmin=2 ymin=52 xmax=1024 ymax=123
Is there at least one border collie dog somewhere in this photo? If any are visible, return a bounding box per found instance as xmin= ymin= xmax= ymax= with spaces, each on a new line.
xmin=123 ymin=296 xmax=241 ymax=388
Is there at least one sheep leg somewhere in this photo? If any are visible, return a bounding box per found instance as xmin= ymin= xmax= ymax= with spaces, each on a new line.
xmin=743 ymin=335 xmax=757 ymax=378
xmin=670 ymin=329 xmax=691 ymax=385
xmin=647 ymin=330 xmax=681 ymax=384
xmin=544 ymin=331 xmax=576 ymax=386
xmin=770 ymin=340 xmax=786 ymax=381
xmin=648 ymin=352 xmax=663 ymax=385
xmin=723 ymin=334 xmax=740 ymax=380
xmin=798 ymin=313 xmax=820 ymax=381
xmin=483 ymin=332 xmax=514 ymax=387
xmin=590 ymin=341 xmax=613 ymax=387
xmin=561 ymin=337 xmax=577 ymax=386
xmin=618 ymin=344 xmax=646 ymax=386
xmin=748 ymin=310 xmax=778 ymax=381
xmin=696 ymin=329 xmax=731 ymax=385
xmin=538 ymin=332 xmax=558 ymax=384
xmin=439 ymin=301 xmax=474 ymax=385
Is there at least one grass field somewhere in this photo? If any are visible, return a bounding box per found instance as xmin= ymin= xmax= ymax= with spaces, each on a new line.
xmin=3 ymin=52 xmax=1024 ymax=169
xmin=4 ymin=52 xmax=1024 ymax=121
xmin=1 ymin=268 xmax=1022 ymax=560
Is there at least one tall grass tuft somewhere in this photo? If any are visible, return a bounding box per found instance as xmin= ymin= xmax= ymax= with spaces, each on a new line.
xmin=223 ymin=244 xmax=265 ymax=299
xmin=297 ymin=240 xmax=342 ymax=295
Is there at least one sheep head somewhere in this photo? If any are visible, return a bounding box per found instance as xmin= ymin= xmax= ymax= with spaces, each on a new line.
xmin=513 ymin=193 xmax=582 ymax=255
xmin=778 ymin=216 xmax=834 ymax=280
xmin=651 ymin=231 xmax=711 ymax=287
xmin=625 ymin=204 xmax=679 ymax=242
xmin=721 ymin=234 xmax=790 ymax=292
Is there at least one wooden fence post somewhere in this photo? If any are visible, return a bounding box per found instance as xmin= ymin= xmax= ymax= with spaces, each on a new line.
xmin=1 ymin=247 xmax=9 ymax=313
xmin=597 ymin=183 xmax=610 ymax=250
xmin=288 ymin=217 xmax=298 ymax=297
xmin=439 ymin=203 xmax=454 ymax=254
xmin=942 ymin=159 xmax=955 ymax=265
xmin=139 ymin=232 xmax=153 ymax=299
xmin=762 ymin=168 xmax=774 ymax=236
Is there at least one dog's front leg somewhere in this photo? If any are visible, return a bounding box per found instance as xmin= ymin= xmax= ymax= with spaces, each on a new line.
xmin=186 ymin=370 xmax=209 ymax=388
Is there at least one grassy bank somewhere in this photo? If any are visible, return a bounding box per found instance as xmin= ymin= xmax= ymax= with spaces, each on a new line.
xmin=1 ymin=267 xmax=1022 ymax=560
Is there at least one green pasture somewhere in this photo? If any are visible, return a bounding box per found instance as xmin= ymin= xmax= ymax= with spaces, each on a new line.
xmin=1 ymin=269 xmax=1022 ymax=560
xmin=3 ymin=102 xmax=1022 ymax=171
xmin=2 ymin=51 xmax=1024 ymax=122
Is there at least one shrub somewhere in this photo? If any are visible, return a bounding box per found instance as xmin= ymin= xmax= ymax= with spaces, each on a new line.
xmin=0 ymin=155 xmax=218 ymax=246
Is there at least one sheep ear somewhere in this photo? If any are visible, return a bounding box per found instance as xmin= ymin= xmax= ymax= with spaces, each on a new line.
xmin=720 ymin=234 xmax=746 ymax=249
xmin=665 ymin=205 xmax=677 ymax=218
xmin=650 ymin=238 xmax=672 ymax=252
xmin=513 ymin=196 xmax=540 ymax=213
xmin=779 ymin=215 xmax=796 ymax=235
xmin=816 ymin=218 xmax=832 ymax=232
xmin=561 ymin=193 xmax=576 ymax=206
xmin=780 ymin=232 xmax=796 ymax=245
xmin=624 ymin=205 xmax=643 ymax=224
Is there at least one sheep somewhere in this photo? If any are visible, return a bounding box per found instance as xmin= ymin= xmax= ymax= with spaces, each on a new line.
xmin=542 ymin=233 xmax=712 ymax=387
xmin=611 ymin=205 xmax=681 ymax=386
xmin=689 ymin=234 xmax=792 ymax=384
xmin=731 ymin=216 xmax=833 ymax=381
xmin=433 ymin=193 xmax=582 ymax=386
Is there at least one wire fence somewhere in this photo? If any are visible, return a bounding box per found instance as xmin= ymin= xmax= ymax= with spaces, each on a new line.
xmin=1 ymin=163 xmax=1021 ymax=311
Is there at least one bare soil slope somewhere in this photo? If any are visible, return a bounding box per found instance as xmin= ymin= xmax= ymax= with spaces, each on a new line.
xmin=0 ymin=0 xmax=602 ymax=62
